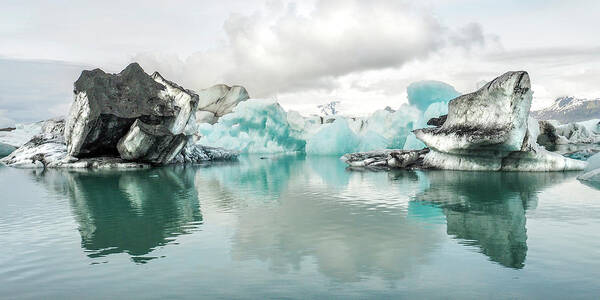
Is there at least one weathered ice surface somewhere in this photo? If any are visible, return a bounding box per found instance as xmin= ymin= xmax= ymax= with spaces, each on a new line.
xmin=196 ymin=84 xmax=250 ymax=124
xmin=117 ymin=119 xmax=187 ymax=164
xmin=537 ymin=119 xmax=600 ymax=145
xmin=340 ymin=149 xmax=429 ymax=170
xmin=413 ymin=71 xmax=585 ymax=171
xmin=64 ymin=63 xmax=198 ymax=158
xmin=2 ymin=63 xmax=241 ymax=168
xmin=531 ymin=96 xmax=600 ymax=123
xmin=172 ymin=144 xmax=239 ymax=164
xmin=1 ymin=118 xmax=150 ymax=168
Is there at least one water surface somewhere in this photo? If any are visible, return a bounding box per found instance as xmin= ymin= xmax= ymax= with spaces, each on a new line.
xmin=1 ymin=155 xmax=600 ymax=299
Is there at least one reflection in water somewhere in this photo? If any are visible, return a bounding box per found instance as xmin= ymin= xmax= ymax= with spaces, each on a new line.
xmin=413 ymin=171 xmax=576 ymax=269
xmin=30 ymin=155 xmax=576 ymax=276
xmin=34 ymin=167 xmax=202 ymax=263
xmin=225 ymin=168 xmax=442 ymax=282
xmin=195 ymin=157 xmax=575 ymax=278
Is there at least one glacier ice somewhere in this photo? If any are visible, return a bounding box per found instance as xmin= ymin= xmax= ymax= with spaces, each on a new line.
xmin=197 ymin=100 xmax=432 ymax=155
xmin=196 ymin=84 xmax=250 ymax=124
xmin=195 ymin=76 xmax=460 ymax=155
xmin=537 ymin=119 xmax=600 ymax=145
xmin=578 ymin=152 xmax=600 ymax=183
xmin=306 ymin=118 xmax=360 ymax=155
xmin=414 ymin=71 xmax=586 ymax=171
xmin=196 ymin=80 xmax=458 ymax=155
xmin=198 ymin=99 xmax=306 ymax=153
xmin=407 ymin=80 xmax=460 ymax=111
xmin=2 ymin=63 xmax=238 ymax=169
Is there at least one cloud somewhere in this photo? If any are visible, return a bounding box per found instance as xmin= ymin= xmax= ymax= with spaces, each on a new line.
xmin=135 ymin=0 xmax=491 ymax=98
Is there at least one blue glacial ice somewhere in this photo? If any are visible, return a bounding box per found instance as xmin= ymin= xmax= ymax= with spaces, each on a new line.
xmin=306 ymin=117 xmax=361 ymax=155
xmin=198 ymin=99 xmax=306 ymax=153
xmin=197 ymin=80 xmax=461 ymax=155
xmin=407 ymin=80 xmax=460 ymax=111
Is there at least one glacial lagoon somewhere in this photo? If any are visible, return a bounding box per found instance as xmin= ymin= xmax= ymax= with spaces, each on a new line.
xmin=1 ymin=155 xmax=600 ymax=299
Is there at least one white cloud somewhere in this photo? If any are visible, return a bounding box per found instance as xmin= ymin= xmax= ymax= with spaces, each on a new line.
xmin=1 ymin=0 xmax=599 ymax=121
xmin=135 ymin=0 xmax=491 ymax=99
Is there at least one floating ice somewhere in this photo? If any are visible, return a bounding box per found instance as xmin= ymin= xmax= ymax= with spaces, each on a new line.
xmin=414 ymin=71 xmax=586 ymax=171
xmin=198 ymin=99 xmax=306 ymax=153
xmin=407 ymin=80 xmax=460 ymax=111
xmin=198 ymin=80 xmax=459 ymax=155
xmin=306 ymin=118 xmax=360 ymax=155
xmin=578 ymin=152 xmax=600 ymax=183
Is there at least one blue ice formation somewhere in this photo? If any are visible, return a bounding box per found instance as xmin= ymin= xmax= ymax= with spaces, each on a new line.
xmin=306 ymin=118 xmax=361 ymax=155
xmin=198 ymin=80 xmax=460 ymax=155
xmin=198 ymin=99 xmax=306 ymax=153
xmin=407 ymin=80 xmax=460 ymax=111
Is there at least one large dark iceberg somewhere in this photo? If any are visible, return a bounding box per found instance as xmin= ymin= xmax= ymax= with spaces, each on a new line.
xmin=1 ymin=63 xmax=237 ymax=168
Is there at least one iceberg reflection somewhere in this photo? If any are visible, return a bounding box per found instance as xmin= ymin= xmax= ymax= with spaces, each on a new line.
xmin=34 ymin=167 xmax=202 ymax=263
xmin=413 ymin=171 xmax=576 ymax=269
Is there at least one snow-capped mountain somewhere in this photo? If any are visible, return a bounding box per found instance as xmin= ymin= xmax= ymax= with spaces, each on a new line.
xmin=531 ymin=96 xmax=600 ymax=123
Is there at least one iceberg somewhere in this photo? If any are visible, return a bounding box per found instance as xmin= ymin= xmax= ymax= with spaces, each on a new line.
xmin=195 ymin=84 xmax=250 ymax=124
xmin=537 ymin=119 xmax=600 ymax=145
xmin=578 ymin=153 xmax=600 ymax=183
xmin=414 ymin=71 xmax=586 ymax=171
xmin=198 ymin=99 xmax=306 ymax=153
xmin=196 ymin=82 xmax=456 ymax=155
xmin=306 ymin=118 xmax=360 ymax=155
xmin=407 ymin=80 xmax=460 ymax=111
xmin=2 ymin=63 xmax=237 ymax=169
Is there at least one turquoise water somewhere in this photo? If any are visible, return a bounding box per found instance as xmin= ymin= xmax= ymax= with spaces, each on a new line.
xmin=1 ymin=155 xmax=600 ymax=299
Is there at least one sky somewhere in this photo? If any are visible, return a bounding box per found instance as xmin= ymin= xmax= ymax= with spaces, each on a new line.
xmin=1 ymin=0 xmax=599 ymax=126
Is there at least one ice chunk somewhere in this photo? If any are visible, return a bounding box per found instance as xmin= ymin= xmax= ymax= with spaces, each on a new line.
xmin=196 ymin=84 xmax=250 ymax=125
xmin=537 ymin=119 xmax=600 ymax=146
xmin=414 ymin=71 xmax=585 ymax=171
xmin=407 ymin=80 xmax=460 ymax=111
xmin=198 ymin=99 xmax=306 ymax=153
xmin=306 ymin=118 xmax=360 ymax=155
xmin=423 ymin=102 xmax=448 ymax=124
xmin=403 ymin=133 xmax=426 ymax=150
xmin=361 ymin=105 xmax=423 ymax=149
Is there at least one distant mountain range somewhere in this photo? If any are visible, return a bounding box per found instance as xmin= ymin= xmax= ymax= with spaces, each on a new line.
xmin=531 ymin=96 xmax=600 ymax=123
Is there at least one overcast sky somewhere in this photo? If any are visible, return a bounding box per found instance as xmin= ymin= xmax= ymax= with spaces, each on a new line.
xmin=1 ymin=0 xmax=599 ymax=126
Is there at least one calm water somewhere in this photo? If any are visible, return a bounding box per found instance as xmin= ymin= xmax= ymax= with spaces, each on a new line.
xmin=1 ymin=155 xmax=600 ymax=299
